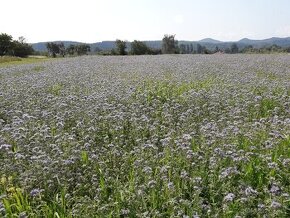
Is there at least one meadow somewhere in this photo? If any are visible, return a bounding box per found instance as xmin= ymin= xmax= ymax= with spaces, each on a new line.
xmin=0 ymin=54 xmax=289 ymax=217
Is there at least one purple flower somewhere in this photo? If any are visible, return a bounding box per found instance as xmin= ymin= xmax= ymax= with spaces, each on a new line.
xmin=30 ymin=188 xmax=42 ymax=197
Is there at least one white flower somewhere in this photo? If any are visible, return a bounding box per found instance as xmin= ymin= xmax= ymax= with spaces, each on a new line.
xmin=224 ymin=193 xmax=235 ymax=202
xmin=0 ymin=144 xmax=12 ymax=150
xmin=245 ymin=187 xmax=258 ymax=196
xmin=270 ymin=201 xmax=281 ymax=209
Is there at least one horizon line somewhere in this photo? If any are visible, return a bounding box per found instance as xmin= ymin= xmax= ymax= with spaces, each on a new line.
xmin=30 ymin=35 xmax=290 ymax=44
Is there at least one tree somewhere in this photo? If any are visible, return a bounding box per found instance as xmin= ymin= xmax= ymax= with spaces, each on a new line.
xmin=0 ymin=34 xmax=33 ymax=57
xmin=162 ymin=34 xmax=178 ymax=54
xmin=225 ymin=48 xmax=231 ymax=54
xmin=0 ymin=33 xmax=13 ymax=56
xmin=46 ymin=42 xmax=60 ymax=57
xmin=241 ymin=45 xmax=253 ymax=53
xmin=196 ymin=43 xmax=202 ymax=54
xmin=186 ymin=44 xmax=190 ymax=54
xmin=66 ymin=44 xmax=76 ymax=56
xmin=75 ymin=44 xmax=90 ymax=55
xmin=203 ymin=46 xmax=211 ymax=54
xmin=115 ymin=39 xmax=127 ymax=55
xmin=131 ymin=40 xmax=150 ymax=55
xmin=179 ymin=44 xmax=186 ymax=54
xmin=94 ymin=47 xmax=102 ymax=53
xmin=270 ymin=44 xmax=281 ymax=52
xmin=58 ymin=42 xmax=66 ymax=57
xmin=12 ymin=37 xmax=34 ymax=57
xmin=189 ymin=44 xmax=194 ymax=53
xmin=230 ymin=43 xmax=239 ymax=53
xmin=214 ymin=46 xmax=219 ymax=53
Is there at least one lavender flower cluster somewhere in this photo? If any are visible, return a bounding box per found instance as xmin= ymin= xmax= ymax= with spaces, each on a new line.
xmin=0 ymin=54 xmax=289 ymax=217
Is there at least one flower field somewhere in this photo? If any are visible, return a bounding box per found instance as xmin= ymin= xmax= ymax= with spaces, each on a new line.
xmin=0 ymin=54 xmax=290 ymax=217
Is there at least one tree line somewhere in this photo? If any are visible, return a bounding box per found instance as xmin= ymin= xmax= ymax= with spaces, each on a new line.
xmin=112 ymin=35 xmax=240 ymax=55
xmin=46 ymin=42 xmax=91 ymax=57
xmin=1 ymin=32 xmax=290 ymax=58
xmin=0 ymin=33 xmax=33 ymax=57
xmin=112 ymin=35 xmax=180 ymax=55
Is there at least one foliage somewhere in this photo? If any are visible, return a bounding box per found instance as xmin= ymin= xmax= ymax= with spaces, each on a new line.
xmin=58 ymin=42 xmax=66 ymax=57
xmin=162 ymin=34 xmax=178 ymax=54
xmin=241 ymin=44 xmax=290 ymax=54
xmin=130 ymin=40 xmax=151 ymax=55
xmin=46 ymin=43 xmax=90 ymax=57
xmin=0 ymin=34 xmax=35 ymax=59
xmin=0 ymin=33 xmax=13 ymax=56
xmin=75 ymin=44 xmax=90 ymax=56
xmin=115 ymin=39 xmax=127 ymax=55
xmin=46 ymin=42 xmax=60 ymax=58
xmin=230 ymin=43 xmax=239 ymax=53
xmin=179 ymin=43 xmax=194 ymax=54
xmin=12 ymin=37 xmax=34 ymax=58
xmin=66 ymin=45 xmax=76 ymax=56
xmin=196 ymin=43 xmax=202 ymax=54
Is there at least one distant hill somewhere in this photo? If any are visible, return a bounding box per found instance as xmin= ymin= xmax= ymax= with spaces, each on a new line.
xmin=198 ymin=38 xmax=223 ymax=43
xmin=31 ymin=37 xmax=290 ymax=52
xmin=238 ymin=37 xmax=290 ymax=48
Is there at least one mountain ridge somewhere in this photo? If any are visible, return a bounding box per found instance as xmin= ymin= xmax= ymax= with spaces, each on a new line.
xmin=198 ymin=38 xmax=223 ymax=43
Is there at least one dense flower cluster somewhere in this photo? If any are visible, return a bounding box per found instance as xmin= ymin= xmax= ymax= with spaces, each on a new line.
xmin=0 ymin=54 xmax=289 ymax=217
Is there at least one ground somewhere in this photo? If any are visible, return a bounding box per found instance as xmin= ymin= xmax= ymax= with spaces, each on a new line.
xmin=0 ymin=54 xmax=290 ymax=217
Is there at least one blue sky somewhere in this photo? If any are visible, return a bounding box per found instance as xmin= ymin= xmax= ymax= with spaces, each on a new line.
xmin=1 ymin=0 xmax=290 ymax=43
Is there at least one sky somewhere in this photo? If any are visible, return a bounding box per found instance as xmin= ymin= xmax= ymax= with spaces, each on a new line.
xmin=1 ymin=0 xmax=290 ymax=43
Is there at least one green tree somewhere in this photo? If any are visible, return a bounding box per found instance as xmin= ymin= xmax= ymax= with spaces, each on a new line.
xmin=179 ymin=44 xmax=186 ymax=54
xmin=94 ymin=47 xmax=102 ymax=52
xmin=46 ymin=42 xmax=60 ymax=57
xmin=0 ymin=33 xmax=13 ymax=56
xmin=225 ymin=48 xmax=231 ymax=53
xmin=58 ymin=42 xmax=66 ymax=57
xmin=186 ymin=44 xmax=190 ymax=54
xmin=196 ymin=43 xmax=202 ymax=54
xmin=75 ymin=44 xmax=90 ymax=55
xmin=270 ymin=44 xmax=282 ymax=52
xmin=66 ymin=44 xmax=76 ymax=56
xmin=162 ymin=34 xmax=178 ymax=54
xmin=189 ymin=44 xmax=194 ymax=53
xmin=131 ymin=40 xmax=150 ymax=55
xmin=203 ymin=46 xmax=211 ymax=54
xmin=115 ymin=39 xmax=127 ymax=55
xmin=241 ymin=45 xmax=254 ymax=53
xmin=230 ymin=43 xmax=239 ymax=53
xmin=214 ymin=46 xmax=219 ymax=53
xmin=12 ymin=37 xmax=34 ymax=57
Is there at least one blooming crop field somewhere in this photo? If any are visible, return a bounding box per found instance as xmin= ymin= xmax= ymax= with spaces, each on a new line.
xmin=0 ymin=54 xmax=290 ymax=217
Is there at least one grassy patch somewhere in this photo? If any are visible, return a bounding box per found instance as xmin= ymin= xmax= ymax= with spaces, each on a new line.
xmin=133 ymin=77 xmax=216 ymax=105
xmin=0 ymin=56 xmax=22 ymax=64
xmin=248 ymin=97 xmax=283 ymax=120
xmin=48 ymin=83 xmax=63 ymax=96
xmin=0 ymin=57 xmax=51 ymax=67
xmin=256 ymin=70 xmax=278 ymax=80
xmin=32 ymin=65 xmax=45 ymax=72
